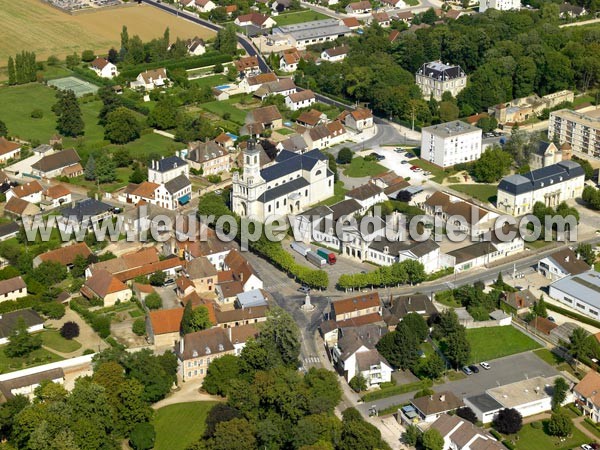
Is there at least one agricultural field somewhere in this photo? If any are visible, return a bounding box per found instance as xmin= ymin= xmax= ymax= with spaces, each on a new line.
xmin=0 ymin=0 xmax=215 ymax=63
xmin=154 ymin=402 xmax=218 ymax=450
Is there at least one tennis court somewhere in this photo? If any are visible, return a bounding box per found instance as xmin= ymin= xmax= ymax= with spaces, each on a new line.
xmin=47 ymin=76 xmax=99 ymax=97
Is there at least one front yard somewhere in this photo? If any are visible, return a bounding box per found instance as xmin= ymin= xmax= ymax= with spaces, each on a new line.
xmin=466 ymin=326 xmax=541 ymax=363
xmin=503 ymin=418 xmax=588 ymax=450
xmin=154 ymin=401 xmax=217 ymax=450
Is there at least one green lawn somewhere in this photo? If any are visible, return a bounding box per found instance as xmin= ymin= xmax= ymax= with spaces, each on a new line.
xmin=0 ymin=345 xmax=63 ymax=374
xmin=343 ymin=157 xmax=386 ymax=178
xmin=274 ymin=10 xmax=330 ymax=26
xmin=533 ymin=349 xmax=577 ymax=377
xmin=190 ymin=74 xmax=229 ymax=89
xmin=276 ymin=127 xmax=295 ymax=135
xmin=69 ymin=167 xmax=133 ymax=193
xmin=317 ymin=180 xmax=348 ymax=206
xmin=41 ymin=330 xmax=82 ymax=353
xmin=201 ymin=99 xmax=247 ymax=125
xmin=106 ymin=132 xmax=179 ymax=160
xmin=506 ymin=420 xmax=588 ymax=450
xmin=154 ymin=402 xmax=218 ymax=450
xmin=410 ymin=159 xmax=449 ymax=183
xmin=41 ymin=65 xmax=74 ymax=81
xmin=449 ymin=183 xmax=498 ymax=204
xmin=466 ymin=326 xmax=541 ymax=363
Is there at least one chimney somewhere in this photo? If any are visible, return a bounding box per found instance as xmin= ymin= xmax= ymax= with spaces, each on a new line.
xmin=228 ymin=327 xmax=232 ymax=341
xmin=179 ymin=337 xmax=184 ymax=354
xmin=565 ymin=256 xmax=570 ymax=263
xmin=439 ymin=394 xmax=445 ymax=402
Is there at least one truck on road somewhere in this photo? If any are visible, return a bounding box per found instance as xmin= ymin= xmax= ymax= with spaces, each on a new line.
xmin=316 ymin=248 xmax=336 ymax=265
xmin=306 ymin=251 xmax=326 ymax=268
xmin=291 ymin=241 xmax=310 ymax=257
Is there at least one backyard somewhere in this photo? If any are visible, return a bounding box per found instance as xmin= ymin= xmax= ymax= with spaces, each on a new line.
xmin=41 ymin=330 xmax=82 ymax=353
xmin=449 ymin=183 xmax=499 ymax=204
xmin=153 ymin=401 xmax=217 ymax=450
xmin=466 ymin=326 xmax=541 ymax=363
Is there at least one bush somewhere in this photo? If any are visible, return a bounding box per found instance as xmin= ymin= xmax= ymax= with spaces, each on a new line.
xmin=35 ymin=301 xmax=66 ymax=319
xmin=92 ymin=315 xmax=111 ymax=338
xmin=361 ymin=379 xmax=433 ymax=402
xmin=530 ymin=421 xmax=542 ymax=429
xmin=493 ymin=408 xmax=522 ymax=435
xmin=132 ymin=318 xmax=146 ymax=336
xmin=413 ymin=388 xmax=435 ymax=399
xmin=337 ymin=147 xmax=353 ymax=164
xmin=81 ymin=50 xmax=95 ymax=62
xmin=144 ymin=292 xmax=162 ymax=310
xmin=117 ymin=53 xmax=232 ymax=80
xmin=129 ymin=422 xmax=155 ymax=450
xmin=82 ymin=348 xmax=95 ymax=355
xmin=60 ymin=321 xmax=80 ymax=339
xmin=149 ymin=271 xmax=166 ymax=287
xmin=349 ymin=374 xmax=367 ymax=392
xmin=30 ymin=109 xmax=44 ymax=119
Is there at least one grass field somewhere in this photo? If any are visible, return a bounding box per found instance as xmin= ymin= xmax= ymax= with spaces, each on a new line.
xmin=0 ymin=0 xmax=215 ymax=63
xmin=466 ymin=326 xmax=541 ymax=363
xmin=201 ymin=99 xmax=248 ymax=125
xmin=343 ymin=157 xmax=386 ymax=178
xmin=449 ymin=183 xmax=498 ymax=204
xmin=0 ymin=345 xmax=63 ymax=374
xmin=506 ymin=420 xmax=588 ymax=450
xmin=154 ymin=402 xmax=217 ymax=450
xmin=190 ymin=74 xmax=230 ymax=89
xmin=41 ymin=330 xmax=82 ymax=353
xmin=274 ymin=10 xmax=331 ymax=26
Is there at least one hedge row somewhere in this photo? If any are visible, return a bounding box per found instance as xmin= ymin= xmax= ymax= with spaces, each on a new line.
xmin=361 ymin=379 xmax=433 ymax=402
xmin=546 ymin=302 xmax=600 ymax=329
xmin=70 ymin=66 xmax=114 ymax=87
xmin=117 ymin=52 xmax=232 ymax=80
xmin=70 ymin=298 xmax=111 ymax=338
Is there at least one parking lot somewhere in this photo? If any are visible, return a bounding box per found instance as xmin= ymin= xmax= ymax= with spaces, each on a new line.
xmin=356 ymin=147 xmax=432 ymax=184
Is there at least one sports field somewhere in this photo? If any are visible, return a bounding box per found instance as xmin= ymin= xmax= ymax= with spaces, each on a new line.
xmin=0 ymin=0 xmax=215 ymax=62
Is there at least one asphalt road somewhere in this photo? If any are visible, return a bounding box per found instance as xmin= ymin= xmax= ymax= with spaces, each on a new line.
xmin=357 ymin=350 xmax=561 ymax=415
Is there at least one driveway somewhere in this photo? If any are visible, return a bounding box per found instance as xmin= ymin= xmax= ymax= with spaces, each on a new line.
xmin=358 ymin=351 xmax=561 ymax=415
xmin=155 ymin=285 xmax=180 ymax=310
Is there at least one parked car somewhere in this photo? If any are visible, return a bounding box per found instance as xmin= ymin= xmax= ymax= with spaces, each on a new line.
xmin=462 ymin=366 xmax=473 ymax=375
xmin=410 ymin=165 xmax=419 ymax=171
xmin=480 ymin=362 xmax=491 ymax=370
xmin=401 ymin=160 xmax=409 ymax=164
xmin=422 ymin=171 xmax=431 ymax=176
xmin=298 ymin=286 xmax=311 ymax=294
xmin=581 ymin=444 xmax=593 ymax=450
xmin=405 ymin=152 xmax=415 ymax=158
xmin=469 ymin=365 xmax=480 ymax=374
xmin=395 ymin=148 xmax=404 ymax=153
xmin=369 ymin=152 xmax=385 ymax=161
xmin=548 ymin=316 xmax=556 ymax=323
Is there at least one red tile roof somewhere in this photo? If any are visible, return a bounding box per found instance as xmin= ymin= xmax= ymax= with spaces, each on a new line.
xmin=38 ymin=243 xmax=92 ymax=266
xmin=332 ymin=293 xmax=380 ymax=316
xmin=149 ymin=308 xmax=185 ymax=335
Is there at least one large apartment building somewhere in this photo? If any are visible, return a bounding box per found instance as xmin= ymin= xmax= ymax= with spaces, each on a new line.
xmin=415 ymin=61 xmax=467 ymax=101
xmin=479 ymin=0 xmax=520 ymax=12
xmin=420 ymin=121 xmax=482 ymax=168
xmin=548 ymin=109 xmax=600 ymax=159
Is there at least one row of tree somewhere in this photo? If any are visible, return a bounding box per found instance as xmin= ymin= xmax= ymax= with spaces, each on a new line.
xmin=337 ymin=259 xmax=426 ymax=290
xmin=7 ymin=52 xmax=37 ymax=86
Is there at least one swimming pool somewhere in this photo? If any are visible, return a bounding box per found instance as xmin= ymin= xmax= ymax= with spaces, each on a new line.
xmin=216 ymin=84 xmax=231 ymax=90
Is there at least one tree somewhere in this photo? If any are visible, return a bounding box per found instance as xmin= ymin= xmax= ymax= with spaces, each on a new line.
xmin=569 ymin=327 xmax=590 ymax=369
xmin=81 ymin=50 xmax=95 ymax=62
xmin=457 ymin=406 xmax=478 ymax=424
xmin=376 ymin=321 xmax=420 ymax=370
xmin=129 ymin=422 xmax=155 ymax=450
xmin=258 ymin=307 xmax=301 ymax=367
xmin=84 ymin=155 xmax=96 ymax=181
xmin=5 ymin=318 xmax=42 ymax=357
xmin=337 ymin=148 xmax=353 ymax=164
xmin=401 ymin=313 xmax=429 ymax=342
xmin=422 ymin=428 xmax=444 ymax=450
xmin=144 ymin=292 xmax=162 ymax=310
xmin=349 ymin=374 xmax=367 ymax=392
xmin=129 ymin=165 xmax=147 ymax=184
xmin=7 ymin=57 xmax=16 ymax=86
xmin=65 ymin=52 xmax=80 ymax=69
xmin=472 ymin=146 xmax=513 ymax=183
xmin=552 ymin=377 xmax=569 ymax=411
xmin=208 ymin=418 xmax=256 ymax=450
xmin=132 ymin=318 xmax=146 ymax=336
xmin=147 ymin=97 xmax=178 ymax=130
xmin=419 ymin=353 xmax=446 ymax=380
xmin=547 ymin=409 xmax=572 ymax=437
xmin=202 ymin=354 xmax=240 ymax=396
xmin=476 ymin=116 xmax=498 ymax=133
xmin=104 ymin=107 xmax=142 ymax=144
xmin=55 ymin=90 xmax=84 ymax=137
xmin=533 ymin=296 xmax=548 ymax=318
xmin=32 ymin=261 xmax=67 ymax=285
xmin=439 ymin=101 xmax=460 ymax=122
xmin=95 ymin=155 xmax=117 ymax=183
xmin=444 ymin=330 xmax=470 ymax=369
xmin=214 ymin=24 xmax=238 ymax=56
xmin=113 ymin=148 xmax=132 ymax=168
xmin=107 ymin=48 xmax=119 ymax=64
xmin=204 ymin=403 xmax=243 ymax=439
xmin=573 ymin=156 xmax=594 ymax=180
xmin=149 ymin=271 xmax=166 ymax=286
xmin=576 ymin=243 xmax=596 ymax=266
xmin=70 ymin=254 xmax=88 ymax=279
xmin=60 ymin=321 xmax=80 ymax=340
xmin=189 ymin=306 xmax=212 ymax=331
xmin=402 ymin=424 xmax=421 ymax=446
xmin=0 ymin=120 xmax=7 ymax=138
xmin=493 ymin=408 xmax=522 ymax=435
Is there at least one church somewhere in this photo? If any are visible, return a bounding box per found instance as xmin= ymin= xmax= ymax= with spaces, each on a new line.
xmin=231 ymin=140 xmax=334 ymax=221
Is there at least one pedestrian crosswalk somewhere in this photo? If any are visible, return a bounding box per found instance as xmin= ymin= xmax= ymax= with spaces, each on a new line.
xmin=304 ymin=355 xmax=320 ymax=365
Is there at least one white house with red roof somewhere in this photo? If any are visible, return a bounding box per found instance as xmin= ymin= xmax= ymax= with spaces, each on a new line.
xmin=90 ymin=57 xmax=118 ymax=79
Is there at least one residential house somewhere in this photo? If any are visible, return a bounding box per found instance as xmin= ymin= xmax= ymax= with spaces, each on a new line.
xmin=277 ymin=134 xmax=309 ymax=154
xmin=575 ymin=370 xmax=600 ymax=422
xmin=215 ymin=274 xmax=245 ymax=307
xmin=225 ymin=4 xmax=237 ymax=15
xmin=491 ymin=91 xmax=574 ymax=125
xmin=423 ymin=191 xmax=494 ymax=233
xmin=185 ymin=256 xmax=217 ymax=293
xmin=344 ymin=183 xmax=387 ymax=213
xmin=171 ymin=225 xmax=236 ymax=270
xmin=340 ymin=108 xmax=374 ymax=130
xmin=254 ymin=78 xmax=297 ymax=100
xmin=194 ymin=0 xmax=216 ymax=12
xmin=133 ymin=283 xmax=155 ymax=301
xmin=331 ymin=293 xmax=381 ymax=321
xmin=395 ymin=10 xmax=414 ymax=22
xmin=229 ymin=324 xmax=260 ymax=355
xmin=280 ymin=49 xmax=301 ymax=72
xmin=184 ymin=140 xmax=231 ymax=175
xmin=41 ymin=184 xmax=71 ymax=209
xmin=133 ymin=68 xmax=169 ymax=90
xmin=384 ymin=294 xmax=438 ymax=329
xmin=0 ymin=368 xmax=65 ymax=401
xmin=90 ymin=57 xmax=118 ymax=78
xmin=244 ymin=105 xmax=283 ymax=131
xmin=81 ymin=269 xmax=132 ymax=307
xmin=0 ymin=309 xmax=44 ymax=345
xmin=147 ymin=307 xmax=185 ymax=347
xmin=236 ymin=289 xmax=269 ymax=309
xmin=303 ymin=121 xmax=346 ymax=150
xmin=367 ymin=238 xmax=444 ymax=273
xmin=501 ymin=289 xmax=537 ymax=315
xmin=57 ymin=198 xmax=113 ymax=232
xmin=0 ymin=276 xmax=27 ymax=303
xmin=0 ymin=138 xmax=21 ymax=164
xmin=176 ymin=276 xmax=196 ymax=299
xmin=33 ymin=242 xmax=92 ymax=269
xmin=285 ymin=90 xmax=316 ymax=111
xmin=537 ymin=248 xmax=591 ymax=281
xmin=212 ymin=88 xmax=229 ymax=101
xmin=529 ymin=142 xmax=568 ymax=170
xmin=297 ymin=109 xmax=327 ymax=128
xmin=148 ymin=156 xmax=189 ymax=184
xmin=3 ymin=198 xmax=40 ymax=219
xmin=321 ymin=46 xmax=349 ymax=63
xmin=445 ymin=9 xmax=466 ymax=19
xmin=214 ymin=132 xmax=235 ymax=150
xmin=447 ymin=241 xmax=499 ymax=273
xmin=0 ymin=223 xmax=20 ymax=242
xmin=411 ymin=392 xmax=464 ymax=423
xmin=428 ymin=414 xmax=504 ymax=450
xmin=560 ymin=3 xmax=587 ymax=18
xmin=388 ymin=30 xmax=400 ymax=43
xmin=31 ymin=144 xmax=53 ymax=157
xmin=224 ymin=250 xmax=263 ymax=292
xmin=416 ymin=61 xmax=467 ymax=101
xmin=381 ymin=0 xmax=406 ymax=7
xmin=239 ymin=72 xmax=278 ymax=93
xmin=370 ymin=11 xmax=391 ymax=27
xmin=177 ymin=327 xmax=235 ymax=381
xmin=215 ymin=305 xmax=269 ymax=328
xmin=548 ymin=109 xmax=600 ymax=159
xmin=234 ymin=56 xmax=261 ymax=76
xmin=530 ymin=316 xmax=558 ymax=336
xmin=30 ymin=148 xmax=82 ymax=179
xmin=6 ymin=180 xmax=44 ymax=203
xmin=272 ymin=0 xmax=292 ymax=11
xmin=234 ymin=13 xmax=276 ymax=29
xmin=342 ymin=17 xmax=362 ymax=29
xmin=187 ymin=37 xmax=207 ymax=55
xmin=345 ymin=1 xmax=372 ymax=13
xmin=479 ymin=0 xmax=520 ymax=13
